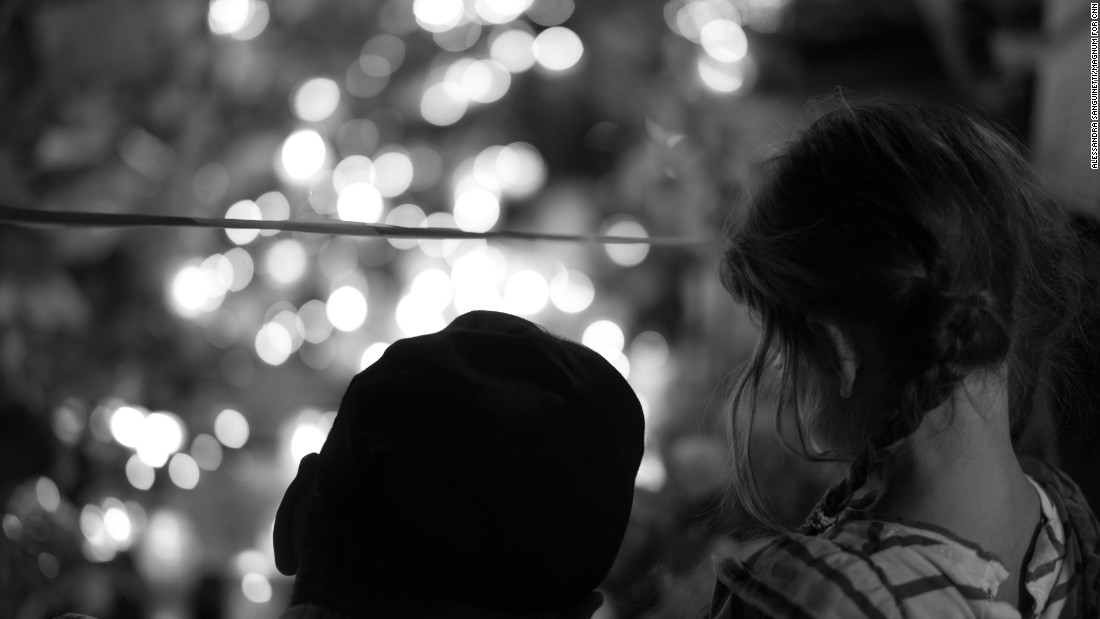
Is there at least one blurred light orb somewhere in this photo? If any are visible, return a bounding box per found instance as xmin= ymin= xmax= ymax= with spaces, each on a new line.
xmin=549 ymin=269 xmax=594 ymax=313
xmin=191 ymin=434 xmax=224 ymax=471
xmin=454 ymin=188 xmax=500 ymax=232
xmin=298 ymin=299 xmax=334 ymax=344
xmin=359 ymin=342 xmax=390 ymax=370
xmin=290 ymin=423 xmax=327 ymax=463
xmin=451 ymin=249 xmax=500 ymax=290
xmin=224 ymin=248 xmax=255 ymax=291
xmin=214 ymin=409 xmax=250 ymax=449
xmin=673 ymin=0 xmax=739 ymax=43
xmin=373 ymin=150 xmax=414 ymax=197
xmin=35 ymin=478 xmax=60 ymax=512
xmin=395 ymin=294 xmax=447 ymax=337
xmin=504 ymin=270 xmax=549 ymax=316
xmin=490 ymin=29 xmax=536 ymax=73
xmin=419 ymin=212 xmax=457 ymax=258
xmin=700 ymin=19 xmax=747 ymax=62
xmin=462 ymin=59 xmax=511 ymax=103
xmin=170 ymin=265 xmax=213 ymax=318
xmin=255 ymin=322 xmax=293 ymax=366
xmin=603 ymin=217 xmax=650 ymax=267
xmin=385 ymin=203 xmax=427 ymax=249
xmin=168 ymin=454 xmax=201 ymax=490
xmin=208 ymin=0 xmax=253 ymax=35
xmin=230 ymin=0 xmax=268 ymax=40
xmin=337 ymin=182 xmax=384 ymax=223
xmin=413 ymin=0 xmax=465 ymax=32
xmin=273 ymin=310 xmax=306 ymax=352
xmin=225 ymin=200 xmax=262 ymax=245
xmin=361 ymin=34 xmax=406 ymax=74
xmin=475 ymin=0 xmax=533 ymax=23
xmin=582 ymin=319 xmax=625 ymax=361
xmin=421 ymin=82 xmax=468 ymax=126
xmin=631 ymin=330 xmax=670 ymax=370
xmin=293 ymin=78 xmax=341 ymax=122
xmin=280 ymin=129 xmax=327 ymax=182
xmin=242 ymin=573 xmax=273 ymax=604
xmin=411 ymin=268 xmax=454 ymax=309
xmin=125 ymin=455 xmax=155 ymax=490
xmin=265 ymin=239 xmax=308 ymax=286
xmin=533 ymin=27 xmax=583 ymax=71
xmin=201 ymin=254 xmax=234 ymax=294
xmin=110 ymin=406 xmax=146 ymax=449
xmin=137 ymin=412 xmax=186 ymax=469
xmin=697 ymin=53 xmax=746 ymax=93
xmin=502 ymin=142 xmax=547 ymax=197
xmin=326 ymin=286 xmax=368 ymax=332
xmin=333 ymin=155 xmax=375 ymax=192
xmin=103 ymin=502 xmax=133 ymax=543
xmin=255 ymin=192 xmax=290 ymax=238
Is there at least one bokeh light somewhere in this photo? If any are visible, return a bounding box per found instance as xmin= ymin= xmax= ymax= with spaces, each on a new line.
xmin=490 ymin=29 xmax=536 ymax=73
xmin=421 ymin=82 xmax=468 ymax=126
xmin=326 ymin=286 xmax=368 ymax=332
xmin=265 ymin=239 xmax=308 ymax=286
xmin=225 ymin=200 xmax=262 ymax=245
xmin=298 ymin=299 xmax=334 ymax=344
xmin=700 ymin=19 xmax=748 ymax=62
xmin=413 ymin=0 xmax=465 ymax=33
xmin=337 ymin=182 xmax=384 ymax=223
xmin=453 ymin=187 xmax=500 ymax=232
xmin=385 ymin=203 xmax=427 ymax=249
xmin=125 ymin=455 xmax=155 ymax=490
xmin=168 ymin=453 xmax=201 ymax=490
xmin=549 ymin=269 xmax=594 ymax=313
xmin=214 ymin=409 xmax=250 ymax=449
xmin=224 ymin=247 xmax=255 ymax=291
xmin=461 ymin=59 xmax=511 ymax=103
xmin=35 ymin=478 xmax=60 ymax=512
xmin=582 ymin=319 xmax=625 ymax=361
xmin=603 ymin=217 xmax=650 ymax=267
xmin=373 ymin=149 xmax=414 ymax=197
xmin=242 ymin=573 xmax=273 ymax=604
xmin=533 ymin=27 xmax=584 ymax=71
xmin=279 ymin=129 xmax=327 ymax=182
xmin=110 ymin=406 xmax=146 ymax=449
xmin=137 ymin=412 xmax=187 ymax=469
xmin=191 ymin=434 xmax=224 ymax=471
xmin=697 ymin=53 xmax=748 ymax=93
xmin=255 ymin=321 xmax=293 ymax=365
xmin=504 ymin=270 xmax=550 ymax=315
xmin=359 ymin=342 xmax=390 ymax=370
xmin=293 ymin=77 xmax=341 ymax=122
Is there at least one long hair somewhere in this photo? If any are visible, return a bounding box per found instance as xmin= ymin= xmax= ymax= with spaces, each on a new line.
xmin=721 ymin=98 xmax=1091 ymax=531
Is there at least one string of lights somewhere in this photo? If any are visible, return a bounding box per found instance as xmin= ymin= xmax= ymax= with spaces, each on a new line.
xmin=0 ymin=205 xmax=718 ymax=246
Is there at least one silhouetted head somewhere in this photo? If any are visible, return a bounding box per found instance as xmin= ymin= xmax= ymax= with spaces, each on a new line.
xmin=274 ymin=311 xmax=644 ymax=618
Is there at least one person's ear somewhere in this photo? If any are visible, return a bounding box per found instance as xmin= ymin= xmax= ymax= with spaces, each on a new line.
xmin=555 ymin=591 xmax=604 ymax=619
xmin=274 ymin=452 xmax=321 ymax=576
xmin=806 ymin=314 xmax=859 ymax=398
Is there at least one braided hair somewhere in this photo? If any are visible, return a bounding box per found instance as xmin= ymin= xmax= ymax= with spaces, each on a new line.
xmin=722 ymin=99 xmax=1087 ymax=533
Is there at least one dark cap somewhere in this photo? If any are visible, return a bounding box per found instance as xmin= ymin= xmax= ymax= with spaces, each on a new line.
xmin=314 ymin=310 xmax=645 ymax=611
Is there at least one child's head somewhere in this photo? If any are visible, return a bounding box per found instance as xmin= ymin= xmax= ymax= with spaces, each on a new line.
xmin=273 ymin=310 xmax=644 ymax=618
xmin=721 ymin=99 xmax=1086 ymax=528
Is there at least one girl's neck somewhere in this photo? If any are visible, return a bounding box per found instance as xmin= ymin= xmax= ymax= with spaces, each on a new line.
xmin=869 ymin=369 xmax=1041 ymax=603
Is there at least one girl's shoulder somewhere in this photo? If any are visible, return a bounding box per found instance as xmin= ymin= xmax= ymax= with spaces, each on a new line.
xmin=710 ymin=519 xmax=1009 ymax=619
xmin=711 ymin=461 xmax=1100 ymax=619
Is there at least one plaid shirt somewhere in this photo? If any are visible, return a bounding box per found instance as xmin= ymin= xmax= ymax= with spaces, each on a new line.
xmin=711 ymin=459 xmax=1100 ymax=618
